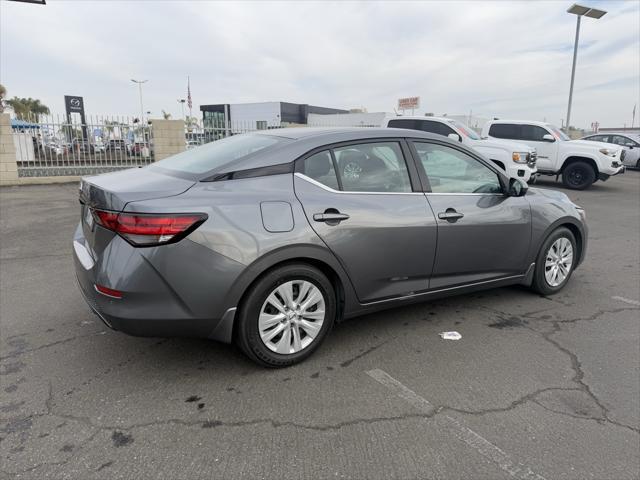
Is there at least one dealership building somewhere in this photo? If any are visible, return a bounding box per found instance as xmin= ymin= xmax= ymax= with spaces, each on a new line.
xmin=200 ymin=101 xmax=348 ymax=129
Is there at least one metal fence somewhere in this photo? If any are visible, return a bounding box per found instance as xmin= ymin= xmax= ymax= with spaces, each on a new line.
xmin=13 ymin=115 xmax=154 ymax=177
xmin=12 ymin=116 xmax=373 ymax=177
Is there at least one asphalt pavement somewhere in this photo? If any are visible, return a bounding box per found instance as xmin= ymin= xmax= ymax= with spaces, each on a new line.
xmin=1 ymin=172 xmax=639 ymax=479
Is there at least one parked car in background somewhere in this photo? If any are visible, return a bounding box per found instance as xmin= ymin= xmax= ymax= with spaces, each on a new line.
xmin=74 ymin=128 xmax=587 ymax=367
xmin=186 ymin=139 xmax=202 ymax=150
xmin=130 ymin=142 xmax=151 ymax=157
xmin=482 ymin=120 xmax=625 ymax=190
xmin=71 ymin=138 xmax=96 ymax=153
xmin=105 ymin=139 xmax=127 ymax=154
xmin=581 ymin=132 xmax=640 ymax=169
xmin=385 ymin=116 xmax=538 ymax=182
xmin=43 ymin=142 xmax=68 ymax=157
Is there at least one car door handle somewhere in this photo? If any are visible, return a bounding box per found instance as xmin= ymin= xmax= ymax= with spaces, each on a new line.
xmin=313 ymin=212 xmax=350 ymax=223
xmin=438 ymin=209 xmax=464 ymax=221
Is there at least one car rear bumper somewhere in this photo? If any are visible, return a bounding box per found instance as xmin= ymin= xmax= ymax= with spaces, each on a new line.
xmin=73 ymin=223 xmax=239 ymax=342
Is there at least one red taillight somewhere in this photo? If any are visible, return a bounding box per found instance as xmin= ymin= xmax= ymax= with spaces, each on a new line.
xmin=95 ymin=284 xmax=123 ymax=299
xmin=92 ymin=209 xmax=207 ymax=246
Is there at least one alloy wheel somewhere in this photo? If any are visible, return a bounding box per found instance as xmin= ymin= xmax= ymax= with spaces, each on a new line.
xmin=258 ymin=280 xmax=326 ymax=354
xmin=544 ymin=237 xmax=573 ymax=287
xmin=343 ymin=161 xmax=363 ymax=180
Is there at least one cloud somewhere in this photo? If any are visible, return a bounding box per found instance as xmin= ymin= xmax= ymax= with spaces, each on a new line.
xmin=1 ymin=0 xmax=638 ymax=128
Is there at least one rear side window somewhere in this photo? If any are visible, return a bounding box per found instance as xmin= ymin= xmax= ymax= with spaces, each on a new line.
xmin=302 ymin=151 xmax=339 ymax=190
xmin=153 ymin=134 xmax=286 ymax=174
xmin=489 ymin=123 xmax=519 ymax=140
xmin=334 ymin=142 xmax=412 ymax=193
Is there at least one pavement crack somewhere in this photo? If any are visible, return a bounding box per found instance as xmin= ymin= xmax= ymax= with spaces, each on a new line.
xmin=0 ymin=330 xmax=106 ymax=362
xmin=339 ymin=339 xmax=390 ymax=367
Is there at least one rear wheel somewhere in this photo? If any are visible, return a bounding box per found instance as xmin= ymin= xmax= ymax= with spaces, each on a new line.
xmin=531 ymin=227 xmax=576 ymax=295
xmin=562 ymin=161 xmax=596 ymax=190
xmin=235 ymin=264 xmax=336 ymax=367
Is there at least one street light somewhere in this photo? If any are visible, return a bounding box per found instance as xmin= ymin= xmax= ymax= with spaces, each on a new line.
xmin=177 ymin=99 xmax=186 ymax=120
xmin=565 ymin=4 xmax=607 ymax=134
xmin=131 ymin=79 xmax=148 ymax=123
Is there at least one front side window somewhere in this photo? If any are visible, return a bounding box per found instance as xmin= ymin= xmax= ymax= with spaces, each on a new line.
xmin=548 ymin=125 xmax=570 ymax=141
xmin=413 ymin=142 xmax=502 ymax=194
xmin=488 ymin=123 xmax=518 ymax=140
xmin=611 ymin=135 xmax=636 ymax=147
xmin=302 ymin=151 xmax=339 ymax=190
xmin=448 ymin=120 xmax=481 ymax=140
xmin=520 ymin=125 xmax=550 ymax=142
xmin=333 ymin=142 xmax=412 ymax=193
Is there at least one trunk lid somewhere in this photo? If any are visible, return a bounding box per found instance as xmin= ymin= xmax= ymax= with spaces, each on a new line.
xmin=78 ymin=167 xmax=196 ymax=254
xmin=80 ymin=167 xmax=196 ymax=212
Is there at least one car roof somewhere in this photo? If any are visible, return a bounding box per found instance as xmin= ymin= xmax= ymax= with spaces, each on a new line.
xmin=214 ymin=127 xmax=459 ymax=174
xmin=486 ymin=119 xmax=552 ymax=127
xmin=387 ymin=116 xmax=453 ymax=123
xmin=587 ymin=132 xmax=638 ymax=138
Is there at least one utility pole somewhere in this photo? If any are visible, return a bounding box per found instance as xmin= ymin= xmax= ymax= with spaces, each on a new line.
xmin=565 ymin=4 xmax=607 ymax=133
xmin=131 ymin=79 xmax=148 ymax=122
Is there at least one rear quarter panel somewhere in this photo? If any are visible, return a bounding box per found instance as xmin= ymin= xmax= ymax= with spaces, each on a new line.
xmin=124 ymin=174 xmax=358 ymax=320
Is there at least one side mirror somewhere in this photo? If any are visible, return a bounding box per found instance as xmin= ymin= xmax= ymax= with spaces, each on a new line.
xmin=507 ymin=177 xmax=528 ymax=197
xmin=542 ymin=134 xmax=555 ymax=142
xmin=448 ymin=133 xmax=462 ymax=142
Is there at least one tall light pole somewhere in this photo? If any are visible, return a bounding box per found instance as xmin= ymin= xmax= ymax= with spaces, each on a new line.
xmin=131 ymin=79 xmax=148 ymax=122
xmin=177 ymin=99 xmax=186 ymax=120
xmin=565 ymin=4 xmax=606 ymax=134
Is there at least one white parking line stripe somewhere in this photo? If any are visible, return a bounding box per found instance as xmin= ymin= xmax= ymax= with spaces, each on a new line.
xmin=366 ymin=369 xmax=547 ymax=480
xmin=612 ymin=296 xmax=640 ymax=307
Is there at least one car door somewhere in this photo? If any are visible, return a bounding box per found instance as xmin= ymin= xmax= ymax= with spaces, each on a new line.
xmin=410 ymin=140 xmax=531 ymax=289
xmin=294 ymin=140 xmax=438 ymax=303
xmin=519 ymin=124 xmax=558 ymax=171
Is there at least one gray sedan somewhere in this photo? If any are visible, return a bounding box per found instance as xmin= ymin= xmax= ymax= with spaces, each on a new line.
xmin=74 ymin=128 xmax=587 ymax=366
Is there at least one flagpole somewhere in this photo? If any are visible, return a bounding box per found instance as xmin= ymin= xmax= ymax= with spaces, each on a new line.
xmin=632 ymin=104 xmax=636 ymax=129
xmin=187 ymin=76 xmax=193 ymax=119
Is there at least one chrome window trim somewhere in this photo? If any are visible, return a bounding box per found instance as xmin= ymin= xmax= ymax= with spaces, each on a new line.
xmin=425 ymin=192 xmax=505 ymax=196
xmin=294 ymin=173 xmax=424 ymax=196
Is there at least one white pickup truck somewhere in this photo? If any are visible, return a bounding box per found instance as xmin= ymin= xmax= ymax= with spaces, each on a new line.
xmin=385 ymin=116 xmax=538 ymax=182
xmin=482 ymin=120 xmax=626 ymax=190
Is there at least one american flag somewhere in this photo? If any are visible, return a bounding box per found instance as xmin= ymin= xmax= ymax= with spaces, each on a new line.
xmin=187 ymin=77 xmax=192 ymax=111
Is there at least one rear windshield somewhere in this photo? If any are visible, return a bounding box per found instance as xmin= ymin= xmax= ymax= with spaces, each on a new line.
xmin=152 ymin=134 xmax=286 ymax=175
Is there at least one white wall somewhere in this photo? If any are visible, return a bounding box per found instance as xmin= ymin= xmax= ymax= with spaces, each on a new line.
xmin=229 ymin=102 xmax=281 ymax=129
xmin=307 ymin=112 xmax=391 ymax=127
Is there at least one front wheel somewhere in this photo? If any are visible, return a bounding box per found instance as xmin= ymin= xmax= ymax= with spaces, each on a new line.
xmin=562 ymin=161 xmax=596 ymax=190
xmin=531 ymin=227 xmax=577 ymax=295
xmin=235 ymin=264 xmax=336 ymax=367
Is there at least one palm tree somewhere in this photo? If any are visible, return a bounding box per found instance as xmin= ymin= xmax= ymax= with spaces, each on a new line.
xmin=0 ymin=84 xmax=6 ymax=113
xmin=5 ymin=97 xmax=50 ymax=122
xmin=162 ymin=110 xmax=172 ymax=120
xmin=185 ymin=115 xmax=200 ymax=132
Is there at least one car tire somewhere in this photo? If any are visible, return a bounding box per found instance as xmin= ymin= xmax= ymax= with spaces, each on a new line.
xmin=562 ymin=161 xmax=596 ymax=190
xmin=235 ymin=263 xmax=336 ymax=367
xmin=531 ymin=227 xmax=577 ymax=296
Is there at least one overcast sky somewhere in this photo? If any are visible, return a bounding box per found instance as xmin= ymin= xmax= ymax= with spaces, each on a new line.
xmin=2 ymin=0 xmax=638 ymax=128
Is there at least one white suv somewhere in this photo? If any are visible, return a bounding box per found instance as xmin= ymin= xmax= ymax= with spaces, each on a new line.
xmin=482 ymin=120 xmax=626 ymax=190
xmin=385 ymin=116 xmax=537 ymax=182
